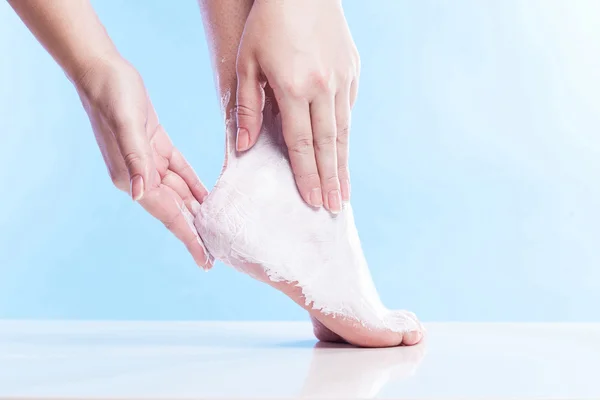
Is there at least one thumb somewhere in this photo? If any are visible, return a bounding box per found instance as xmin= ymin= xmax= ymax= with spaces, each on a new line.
xmin=235 ymin=59 xmax=264 ymax=152
xmin=113 ymin=122 xmax=155 ymax=201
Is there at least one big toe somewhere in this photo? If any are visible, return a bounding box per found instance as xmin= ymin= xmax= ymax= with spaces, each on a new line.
xmin=401 ymin=330 xmax=423 ymax=346
xmin=388 ymin=310 xmax=424 ymax=346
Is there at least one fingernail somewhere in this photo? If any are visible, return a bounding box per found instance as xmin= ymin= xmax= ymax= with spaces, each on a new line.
xmin=236 ymin=128 xmax=250 ymax=151
xmin=130 ymin=175 xmax=144 ymax=201
xmin=309 ymin=187 xmax=323 ymax=207
xmin=191 ymin=200 xmax=202 ymax=216
xmin=198 ymin=237 xmax=212 ymax=271
xmin=328 ymin=190 xmax=342 ymax=214
xmin=203 ymin=253 xmax=215 ymax=272
xmin=340 ymin=179 xmax=351 ymax=202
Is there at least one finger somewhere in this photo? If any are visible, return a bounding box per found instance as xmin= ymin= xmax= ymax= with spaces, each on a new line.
xmin=235 ymin=58 xmax=265 ymax=152
xmin=279 ymin=98 xmax=322 ymax=208
xmin=335 ymin=88 xmax=352 ymax=202
xmin=350 ymin=78 xmax=359 ymax=108
xmin=169 ymin=148 xmax=209 ymax=203
xmin=139 ymin=185 xmax=213 ymax=269
xmin=311 ymin=95 xmax=341 ymax=213
xmin=162 ymin=169 xmax=202 ymax=218
xmin=111 ymin=117 xmax=156 ymax=202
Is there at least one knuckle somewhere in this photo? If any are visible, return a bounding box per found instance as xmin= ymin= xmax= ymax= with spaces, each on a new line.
xmin=310 ymin=70 xmax=332 ymax=91
xmin=324 ymin=175 xmax=340 ymax=188
xmin=162 ymin=218 xmax=176 ymax=232
xmin=281 ymin=80 xmax=304 ymax=99
xmin=122 ymin=151 xmax=144 ymax=172
xmin=336 ymin=125 xmax=350 ymax=144
xmin=338 ymin=68 xmax=354 ymax=83
xmin=234 ymin=104 xmax=257 ymax=118
xmin=314 ymin=134 xmax=336 ymax=151
xmin=294 ymin=170 xmax=320 ymax=184
xmin=289 ymin=137 xmax=314 ymax=155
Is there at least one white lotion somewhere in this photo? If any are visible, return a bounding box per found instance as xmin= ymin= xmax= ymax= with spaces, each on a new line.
xmin=194 ymin=106 xmax=419 ymax=333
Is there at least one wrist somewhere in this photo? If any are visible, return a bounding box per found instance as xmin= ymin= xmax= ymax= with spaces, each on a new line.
xmin=66 ymin=47 xmax=123 ymax=90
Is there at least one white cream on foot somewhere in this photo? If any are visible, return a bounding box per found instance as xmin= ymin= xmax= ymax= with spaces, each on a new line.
xmin=195 ymin=107 xmax=419 ymax=334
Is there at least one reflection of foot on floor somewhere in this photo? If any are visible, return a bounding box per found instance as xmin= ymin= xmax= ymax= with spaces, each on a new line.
xmin=195 ymin=104 xmax=423 ymax=348
xmin=300 ymin=340 xmax=427 ymax=398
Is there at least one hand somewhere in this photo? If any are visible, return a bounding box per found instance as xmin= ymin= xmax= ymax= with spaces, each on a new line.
xmin=75 ymin=55 xmax=213 ymax=269
xmin=235 ymin=0 xmax=360 ymax=213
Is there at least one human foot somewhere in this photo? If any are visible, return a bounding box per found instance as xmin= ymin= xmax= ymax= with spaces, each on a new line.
xmin=195 ymin=105 xmax=423 ymax=348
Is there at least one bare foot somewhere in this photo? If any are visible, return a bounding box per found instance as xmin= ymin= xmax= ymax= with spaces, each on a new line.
xmin=195 ymin=105 xmax=423 ymax=348
xmin=310 ymin=316 xmax=345 ymax=343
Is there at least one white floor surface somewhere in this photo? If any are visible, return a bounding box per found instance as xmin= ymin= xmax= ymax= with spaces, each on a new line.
xmin=1 ymin=321 xmax=599 ymax=399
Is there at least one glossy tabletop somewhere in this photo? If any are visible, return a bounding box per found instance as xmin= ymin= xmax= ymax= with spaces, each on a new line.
xmin=1 ymin=321 xmax=599 ymax=399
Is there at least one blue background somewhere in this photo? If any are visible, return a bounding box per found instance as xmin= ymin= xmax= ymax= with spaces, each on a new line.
xmin=1 ymin=0 xmax=599 ymax=321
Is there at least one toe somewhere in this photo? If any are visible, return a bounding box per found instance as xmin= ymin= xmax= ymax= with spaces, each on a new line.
xmin=386 ymin=310 xmax=421 ymax=332
xmin=401 ymin=330 xmax=423 ymax=346
xmin=385 ymin=310 xmax=423 ymax=346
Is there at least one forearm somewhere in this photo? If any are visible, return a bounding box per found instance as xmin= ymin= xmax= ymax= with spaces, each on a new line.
xmin=8 ymin=0 xmax=118 ymax=83
xmin=198 ymin=0 xmax=254 ymax=112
